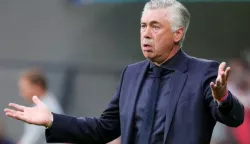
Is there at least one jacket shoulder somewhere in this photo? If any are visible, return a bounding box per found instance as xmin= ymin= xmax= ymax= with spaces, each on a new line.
xmin=124 ymin=59 xmax=148 ymax=71
xmin=127 ymin=60 xmax=148 ymax=68
xmin=188 ymin=56 xmax=220 ymax=71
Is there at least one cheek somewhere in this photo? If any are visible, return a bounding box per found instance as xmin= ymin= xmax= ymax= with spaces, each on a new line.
xmin=20 ymin=88 xmax=27 ymax=95
xmin=140 ymin=36 xmax=143 ymax=44
xmin=20 ymin=86 xmax=32 ymax=95
xmin=153 ymin=37 xmax=166 ymax=51
xmin=155 ymin=34 xmax=173 ymax=50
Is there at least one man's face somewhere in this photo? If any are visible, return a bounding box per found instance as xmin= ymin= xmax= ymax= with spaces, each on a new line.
xmin=18 ymin=77 xmax=35 ymax=101
xmin=140 ymin=9 xmax=182 ymax=63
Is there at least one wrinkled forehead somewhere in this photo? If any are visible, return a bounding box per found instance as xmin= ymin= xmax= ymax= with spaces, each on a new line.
xmin=141 ymin=9 xmax=169 ymax=24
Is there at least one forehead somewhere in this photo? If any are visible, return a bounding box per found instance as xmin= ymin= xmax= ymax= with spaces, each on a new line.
xmin=141 ymin=9 xmax=169 ymax=24
xmin=19 ymin=77 xmax=31 ymax=85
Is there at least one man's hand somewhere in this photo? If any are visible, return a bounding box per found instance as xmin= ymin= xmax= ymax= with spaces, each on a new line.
xmin=4 ymin=96 xmax=53 ymax=127
xmin=210 ymin=62 xmax=231 ymax=101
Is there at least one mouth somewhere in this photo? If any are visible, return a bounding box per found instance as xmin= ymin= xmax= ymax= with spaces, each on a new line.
xmin=143 ymin=44 xmax=151 ymax=47
xmin=142 ymin=44 xmax=153 ymax=51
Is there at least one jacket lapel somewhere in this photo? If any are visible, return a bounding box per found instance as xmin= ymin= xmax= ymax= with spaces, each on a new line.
xmin=123 ymin=60 xmax=149 ymax=144
xmin=163 ymin=71 xmax=188 ymax=143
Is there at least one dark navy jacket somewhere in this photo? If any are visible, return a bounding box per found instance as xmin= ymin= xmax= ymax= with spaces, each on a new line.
xmin=45 ymin=49 xmax=244 ymax=144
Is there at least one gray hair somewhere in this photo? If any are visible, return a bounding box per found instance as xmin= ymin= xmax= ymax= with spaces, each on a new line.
xmin=142 ymin=0 xmax=190 ymax=47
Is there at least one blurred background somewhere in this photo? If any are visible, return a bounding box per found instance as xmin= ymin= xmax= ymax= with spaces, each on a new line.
xmin=0 ymin=0 xmax=249 ymax=144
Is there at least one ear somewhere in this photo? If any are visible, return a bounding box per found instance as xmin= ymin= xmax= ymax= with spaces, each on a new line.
xmin=173 ymin=27 xmax=184 ymax=43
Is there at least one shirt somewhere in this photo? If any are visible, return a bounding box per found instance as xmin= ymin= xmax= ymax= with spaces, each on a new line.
xmin=133 ymin=50 xmax=183 ymax=144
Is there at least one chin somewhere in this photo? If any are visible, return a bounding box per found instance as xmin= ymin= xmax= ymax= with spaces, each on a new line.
xmin=143 ymin=52 xmax=155 ymax=60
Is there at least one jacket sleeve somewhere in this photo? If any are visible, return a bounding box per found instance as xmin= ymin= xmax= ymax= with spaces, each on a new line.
xmin=45 ymin=66 xmax=127 ymax=143
xmin=203 ymin=61 xmax=244 ymax=127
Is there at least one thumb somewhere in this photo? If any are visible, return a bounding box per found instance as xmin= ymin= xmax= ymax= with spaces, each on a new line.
xmin=32 ymin=96 xmax=43 ymax=105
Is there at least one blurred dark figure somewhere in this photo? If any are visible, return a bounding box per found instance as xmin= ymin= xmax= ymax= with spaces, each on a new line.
xmin=0 ymin=120 xmax=15 ymax=144
xmin=228 ymin=58 xmax=250 ymax=144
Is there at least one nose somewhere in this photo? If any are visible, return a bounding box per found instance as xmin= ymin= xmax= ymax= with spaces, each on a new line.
xmin=142 ymin=27 xmax=152 ymax=39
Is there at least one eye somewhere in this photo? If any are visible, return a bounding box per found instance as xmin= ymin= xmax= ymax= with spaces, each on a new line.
xmin=141 ymin=24 xmax=146 ymax=28
xmin=140 ymin=24 xmax=146 ymax=32
xmin=153 ymin=25 xmax=160 ymax=30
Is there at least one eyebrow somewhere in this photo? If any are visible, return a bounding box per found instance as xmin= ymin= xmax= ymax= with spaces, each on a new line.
xmin=141 ymin=20 xmax=160 ymax=25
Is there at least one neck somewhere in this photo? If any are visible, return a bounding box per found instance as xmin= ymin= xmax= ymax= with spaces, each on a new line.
xmin=153 ymin=46 xmax=180 ymax=66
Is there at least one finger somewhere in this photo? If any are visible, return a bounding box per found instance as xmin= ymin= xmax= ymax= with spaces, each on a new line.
xmin=4 ymin=108 xmax=19 ymax=114
xmin=7 ymin=113 xmax=26 ymax=122
xmin=210 ymin=82 xmax=216 ymax=91
xmin=225 ymin=67 xmax=231 ymax=81
xmin=5 ymin=110 xmax=31 ymax=124
xmin=32 ymin=96 xmax=43 ymax=106
xmin=9 ymin=103 xmax=25 ymax=112
xmin=5 ymin=110 xmax=25 ymax=121
xmin=4 ymin=108 xmax=24 ymax=116
xmin=218 ymin=62 xmax=226 ymax=74
xmin=216 ymin=76 xmax=222 ymax=87
xmin=220 ymin=71 xmax=226 ymax=85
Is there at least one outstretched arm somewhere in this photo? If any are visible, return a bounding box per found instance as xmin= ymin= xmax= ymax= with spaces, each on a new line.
xmin=5 ymin=67 xmax=127 ymax=143
xmin=203 ymin=62 xmax=244 ymax=127
xmin=45 ymin=87 xmax=121 ymax=143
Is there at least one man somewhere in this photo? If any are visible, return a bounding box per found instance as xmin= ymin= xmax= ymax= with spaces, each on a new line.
xmin=4 ymin=0 xmax=244 ymax=143
xmin=17 ymin=69 xmax=64 ymax=144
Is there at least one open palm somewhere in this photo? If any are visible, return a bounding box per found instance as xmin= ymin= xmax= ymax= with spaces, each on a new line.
xmin=4 ymin=96 xmax=52 ymax=127
xmin=210 ymin=62 xmax=231 ymax=101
